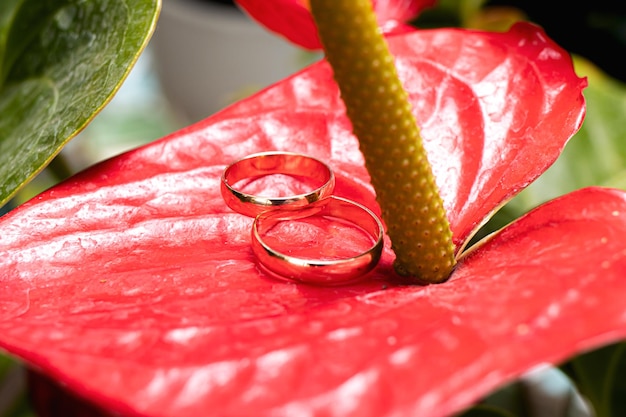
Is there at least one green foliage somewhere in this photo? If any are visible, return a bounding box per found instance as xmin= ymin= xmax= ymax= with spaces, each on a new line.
xmin=0 ymin=0 xmax=160 ymax=208
xmin=0 ymin=354 xmax=33 ymax=417
xmin=458 ymin=382 xmax=526 ymax=417
xmin=562 ymin=341 xmax=626 ymax=417
xmin=459 ymin=405 xmax=516 ymax=417
xmin=413 ymin=0 xmax=489 ymax=28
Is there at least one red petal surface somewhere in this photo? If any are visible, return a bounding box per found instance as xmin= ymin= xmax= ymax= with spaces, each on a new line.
xmin=0 ymin=24 xmax=589 ymax=416
xmin=235 ymin=0 xmax=436 ymax=50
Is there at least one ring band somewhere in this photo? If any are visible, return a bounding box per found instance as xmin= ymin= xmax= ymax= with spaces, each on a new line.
xmin=251 ymin=196 xmax=384 ymax=285
xmin=221 ymin=151 xmax=335 ymax=218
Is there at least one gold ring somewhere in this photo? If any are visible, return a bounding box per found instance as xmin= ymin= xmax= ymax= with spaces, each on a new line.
xmin=251 ymin=196 xmax=384 ymax=285
xmin=221 ymin=151 xmax=335 ymax=217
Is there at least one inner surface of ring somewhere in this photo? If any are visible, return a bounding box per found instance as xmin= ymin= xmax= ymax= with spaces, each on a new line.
xmin=256 ymin=199 xmax=381 ymax=255
xmin=251 ymin=197 xmax=384 ymax=284
xmin=226 ymin=153 xmax=332 ymax=198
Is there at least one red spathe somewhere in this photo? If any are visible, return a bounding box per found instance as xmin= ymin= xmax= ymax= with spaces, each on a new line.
xmin=0 ymin=23 xmax=612 ymax=417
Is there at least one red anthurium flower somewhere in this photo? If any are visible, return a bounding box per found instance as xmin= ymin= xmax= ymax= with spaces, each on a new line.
xmin=3 ymin=21 xmax=625 ymax=417
xmin=235 ymin=0 xmax=435 ymax=49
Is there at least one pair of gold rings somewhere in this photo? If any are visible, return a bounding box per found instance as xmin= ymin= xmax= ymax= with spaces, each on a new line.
xmin=221 ymin=151 xmax=384 ymax=285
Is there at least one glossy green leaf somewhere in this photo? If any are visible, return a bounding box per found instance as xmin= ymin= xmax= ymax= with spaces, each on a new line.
xmin=0 ymin=0 xmax=160 ymax=208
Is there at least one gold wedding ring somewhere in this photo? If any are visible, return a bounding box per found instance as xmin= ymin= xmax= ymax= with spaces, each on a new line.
xmin=251 ymin=196 xmax=384 ymax=285
xmin=221 ymin=151 xmax=384 ymax=285
xmin=221 ymin=151 xmax=335 ymax=218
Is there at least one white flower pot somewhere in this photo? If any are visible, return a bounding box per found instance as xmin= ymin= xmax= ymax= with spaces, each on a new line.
xmin=151 ymin=0 xmax=317 ymax=124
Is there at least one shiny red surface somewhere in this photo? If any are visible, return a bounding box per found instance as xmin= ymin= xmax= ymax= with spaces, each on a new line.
xmin=0 ymin=23 xmax=613 ymax=417
xmin=235 ymin=0 xmax=436 ymax=49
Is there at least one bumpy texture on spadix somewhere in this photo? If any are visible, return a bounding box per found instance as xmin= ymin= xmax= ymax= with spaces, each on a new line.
xmin=310 ymin=0 xmax=455 ymax=283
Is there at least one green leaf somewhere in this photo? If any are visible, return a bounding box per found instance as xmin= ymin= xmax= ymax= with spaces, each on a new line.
xmin=607 ymin=343 xmax=626 ymax=417
xmin=565 ymin=344 xmax=617 ymax=416
xmin=504 ymin=56 xmax=626 ymax=216
xmin=0 ymin=0 xmax=160 ymax=208
xmin=561 ymin=341 xmax=626 ymax=417
xmin=458 ymin=382 xmax=526 ymax=417
xmin=457 ymin=405 xmax=516 ymax=417
xmin=0 ymin=353 xmax=33 ymax=417
xmin=460 ymin=366 xmax=594 ymax=417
